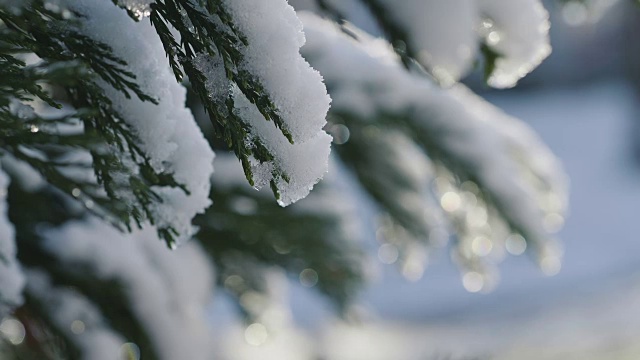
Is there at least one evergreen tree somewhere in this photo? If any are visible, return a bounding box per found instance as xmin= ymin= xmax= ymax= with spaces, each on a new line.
xmin=0 ymin=0 xmax=572 ymax=358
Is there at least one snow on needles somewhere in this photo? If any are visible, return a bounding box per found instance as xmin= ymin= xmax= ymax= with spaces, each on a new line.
xmin=222 ymin=0 xmax=333 ymax=206
xmin=477 ymin=0 xmax=551 ymax=88
xmin=300 ymin=14 xmax=566 ymax=258
xmin=63 ymin=0 xmax=215 ymax=244
xmin=373 ymin=0 xmax=479 ymax=85
xmin=116 ymin=0 xmax=152 ymax=18
xmin=41 ymin=219 xmax=216 ymax=360
xmin=316 ymin=0 xmax=551 ymax=88
xmin=0 ymin=169 xmax=25 ymax=316
xmin=25 ymin=270 xmax=126 ymax=360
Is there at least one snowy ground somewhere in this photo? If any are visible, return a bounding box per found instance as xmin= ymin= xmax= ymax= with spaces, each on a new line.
xmin=211 ymin=80 xmax=640 ymax=359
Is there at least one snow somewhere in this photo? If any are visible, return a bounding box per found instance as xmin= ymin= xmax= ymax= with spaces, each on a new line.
xmin=333 ymin=124 xmax=444 ymax=269
xmin=289 ymin=0 xmax=384 ymax=36
xmin=300 ymin=14 xmax=566 ymax=277
xmin=224 ymin=0 xmax=330 ymax=144
xmin=41 ymin=218 xmax=216 ymax=360
xmin=116 ymin=0 xmax=152 ymax=18
xmin=0 ymin=169 xmax=25 ymax=316
xmin=291 ymin=0 xmax=551 ymax=88
xmin=25 ymin=270 xmax=126 ymax=360
xmin=63 ymin=0 xmax=215 ymax=244
xmin=335 ymin=81 xmax=640 ymax=359
xmin=373 ymin=0 xmax=478 ymax=85
xmin=233 ymin=88 xmax=333 ymax=206
xmin=220 ymin=0 xmax=333 ymax=206
xmin=454 ymin=86 xmax=568 ymax=216
xmin=478 ymin=0 xmax=552 ymax=88
xmin=208 ymin=78 xmax=640 ymax=360
xmin=0 ymin=154 xmax=46 ymax=192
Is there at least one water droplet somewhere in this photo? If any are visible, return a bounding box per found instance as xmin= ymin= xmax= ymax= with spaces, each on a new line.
xmin=245 ymin=323 xmax=268 ymax=346
xmin=328 ymin=124 xmax=350 ymax=145
xmin=84 ymin=199 xmax=94 ymax=209
xmin=0 ymin=318 xmax=25 ymax=345
xmin=487 ymin=31 xmax=501 ymax=46
xmin=229 ymin=196 xmax=258 ymax=215
xmin=402 ymin=256 xmax=426 ymax=282
xmin=462 ymin=272 xmax=484 ymax=293
xmin=440 ymin=192 xmax=461 ymax=212
xmin=471 ymin=236 xmax=493 ymax=257
xmin=71 ymin=320 xmax=85 ymax=334
xmin=506 ymin=234 xmax=527 ymax=256
xmin=541 ymin=255 xmax=561 ymax=276
xmin=299 ymin=268 xmax=318 ymax=288
xmin=377 ymin=244 xmax=399 ymax=265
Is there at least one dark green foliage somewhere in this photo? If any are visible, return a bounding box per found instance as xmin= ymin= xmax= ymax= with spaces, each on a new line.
xmin=329 ymin=114 xmax=439 ymax=262
xmin=0 ymin=2 xmax=370 ymax=356
xmin=195 ymin=174 xmax=366 ymax=319
xmin=0 ymin=1 xmax=187 ymax=247
xmin=145 ymin=0 xmax=293 ymax=195
xmin=480 ymin=43 xmax=501 ymax=84
xmin=7 ymin=184 xmax=159 ymax=360
xmin=5 ymin=154 xmax=367 ymax=357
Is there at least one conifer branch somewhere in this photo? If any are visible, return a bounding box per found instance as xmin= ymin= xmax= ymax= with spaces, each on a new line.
xmin=0 ymin=0 xmax=187 ymax=247
xmin=148 ymin=0 xmax=295 ymax=191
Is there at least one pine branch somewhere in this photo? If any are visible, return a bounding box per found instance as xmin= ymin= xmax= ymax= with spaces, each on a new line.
xmin=147 ymin=0 xmax=294 ymax=193
xmin=195 ymin=162 xmax=366 ymax=316
xmin=8 ymin=185 xmax=160 ymax=360
xmin=0 ymin=1 xmax=189 ymax=247
xmin=330 ymin=116 xmax=441 ymax=263
xmin=302 ymin=17 xmax=565 ymax=285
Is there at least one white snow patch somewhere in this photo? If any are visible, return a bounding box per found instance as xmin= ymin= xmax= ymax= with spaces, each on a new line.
xmin=219 ymin=0 xmax=332 ymax=205
xmin=25 ymin=270 xmax=126 ymax=360
xmin=42 ymin=218 xmax=216 ymax=360
xmin=233 ymin=85 xmax=333 ymax=206
xmin=62 ymin=0 xmax=215 ymax=244
xmin=223 ymin=0 xmax=330 ymax=143
xmin=372 ymin=0 xmax=479 ymax=85
xmin=116 ymin=0 xmax=152 ymax=18
xmin=477 ymin=0 xmax=552 ymax=88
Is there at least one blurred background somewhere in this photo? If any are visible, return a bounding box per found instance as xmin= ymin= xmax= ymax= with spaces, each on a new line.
xmin=206 ymin=1 xmax=640 ymax=359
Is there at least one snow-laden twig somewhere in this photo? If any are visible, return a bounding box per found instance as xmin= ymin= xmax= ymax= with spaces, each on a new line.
xmin=301 ymin=14 xmax=567 ymax=287
xmin=63 ymin=0 xmax=215 ymax=244
xmin=41 ymin=219 xmax=216 ymax=360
